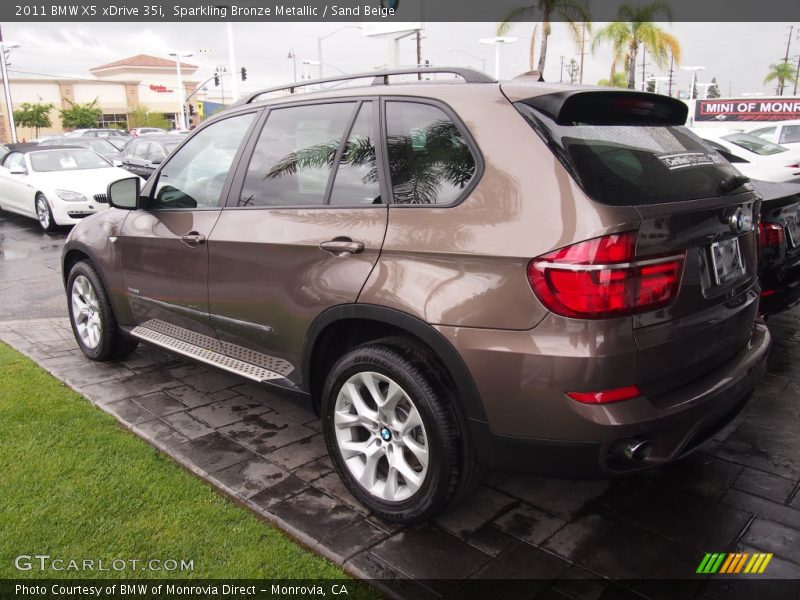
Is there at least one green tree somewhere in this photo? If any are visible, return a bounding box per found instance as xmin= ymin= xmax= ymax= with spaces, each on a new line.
xmin=707 ymin=76 xmax=721 ymax=98
xmin=592 ymin=1 xmax=681 ymax=90
xmin=59 ymin=99 xmax=102 ymax=130
xmin=128 ymin=106 xmax=171 ymax=130
xmin=13 ymin=102 xmax=54 ymax=138
xmin=497 ymin=0 xmax=590 ymax=74
xmin=764 ymin=62 xmax=797 ymax=96
xmin=597 ymin=72 xmax=629 ymax=88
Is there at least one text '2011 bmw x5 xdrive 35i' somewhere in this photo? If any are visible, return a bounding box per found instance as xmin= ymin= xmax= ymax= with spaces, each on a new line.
xmin=63 ymin=68 xmax=771 ymax=523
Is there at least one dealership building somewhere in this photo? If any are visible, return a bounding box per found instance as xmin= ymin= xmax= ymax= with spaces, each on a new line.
xmin=0 ymin=54 xmax=203 ymax=142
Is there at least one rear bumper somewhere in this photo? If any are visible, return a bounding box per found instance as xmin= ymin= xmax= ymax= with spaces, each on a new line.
xmin=448 ymin=319 xmax=770 ymax=477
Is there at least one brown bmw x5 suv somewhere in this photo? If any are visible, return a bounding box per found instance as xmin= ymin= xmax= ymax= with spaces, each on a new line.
xmin=63 ymin=68 xmax=771 ymax=523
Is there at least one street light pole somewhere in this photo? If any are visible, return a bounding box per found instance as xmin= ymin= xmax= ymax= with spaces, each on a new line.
xmin=479 ymin=37 xmax=517 ymax=80
xmin=169 ymin=52 xmax=193 ymax=130
xmin=0 ymin=26 xmax=17 ymax=143
xmin=318 ymin=25 xmax=360 ymax=79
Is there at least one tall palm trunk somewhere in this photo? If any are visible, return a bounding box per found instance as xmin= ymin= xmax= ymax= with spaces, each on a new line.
xmin=537 ymin=13 xmax=551 ymax=74
xmin=627 ymin=41 xmax=638 ymax=89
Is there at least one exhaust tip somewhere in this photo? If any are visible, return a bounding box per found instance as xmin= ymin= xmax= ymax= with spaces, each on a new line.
xmin=611 ymin=439 xmax=652 ymax=462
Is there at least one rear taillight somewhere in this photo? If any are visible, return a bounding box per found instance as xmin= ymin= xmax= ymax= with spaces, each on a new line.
xmin=527 ymin=232 xmax=685 ymax=319
xmin=567 ymin=385 xmax=642 ymax=404
xmin=758 ymin=222 xmax=784 ymax=247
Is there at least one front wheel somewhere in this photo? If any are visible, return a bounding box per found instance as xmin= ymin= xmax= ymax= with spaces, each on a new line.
xmin=35 ymin=194 xmax=57 ymax=233
xmin=321 ymin=342 xmax=464 ymax=523
xmin=67 ymin=261 xmax=138 ymax=361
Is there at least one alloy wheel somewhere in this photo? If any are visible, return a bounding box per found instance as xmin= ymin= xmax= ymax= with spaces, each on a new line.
xmin=71 ymin=275 xmax=102 ymax=349
xmin=36 ymin=197 xmax=50 ymax=230
xmin=333 ymin=371 xmax=429 ymax=502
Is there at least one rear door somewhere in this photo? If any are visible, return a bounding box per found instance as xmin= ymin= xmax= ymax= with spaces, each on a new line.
xmin=118 ymin=111 xmax=257 ymax=350
xmin=207 ymin=99 xmax=388 ymax=385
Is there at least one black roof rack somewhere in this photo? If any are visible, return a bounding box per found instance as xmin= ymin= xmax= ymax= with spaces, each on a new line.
xmin=235 ymin=67 xmax=496 ymax=106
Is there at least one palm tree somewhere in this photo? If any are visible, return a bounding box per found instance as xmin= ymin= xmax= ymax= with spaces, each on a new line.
xmin=764 ymin=62 xmax=797 ymax=96
xmin=592 ymin=1 xmax=681 ymax=90
xmin=497 ymin=0 xmax=590 ymax=75
xmin=597 ymin=72 xmax=629 ymax=88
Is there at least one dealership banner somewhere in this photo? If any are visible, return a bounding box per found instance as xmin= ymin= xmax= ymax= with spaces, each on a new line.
xmin=695 ymin=98 xmax=800 ymax=123
xmin=2 ymin=0 xmax=800 ymax=22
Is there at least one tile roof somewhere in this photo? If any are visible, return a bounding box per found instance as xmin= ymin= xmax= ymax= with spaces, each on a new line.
xmin=91 ymin=54 xmax=198 ymax=71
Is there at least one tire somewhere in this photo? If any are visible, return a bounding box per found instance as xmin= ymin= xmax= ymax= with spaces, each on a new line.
xmin=67 ymin=260 xmax=138 ymax=361
xmin=321 ymin=340 xmax=467 ymax=523
xmin=35 ymin=193 xmax=57 ymax=233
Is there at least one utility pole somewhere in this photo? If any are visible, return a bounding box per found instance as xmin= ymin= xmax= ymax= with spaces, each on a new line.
xmin=0 ymin=26 xmax=17 ymax=143
xmin=640 ymin=47 xmax=650 ymax=91
xmin=794 ymin=53 xmax=800 ymax=96
xmin=226 ymin=23 xmax=238 ymax=101
xmin=578 ymin=22 xmax=587 ymax=84
xmin=780 ymin=24 xmax=794 ymax=96
xmin=667 ymin=53 xmax=675 ymax=97
xmin=560 ymin=55 xmax=564 ymax=83
xmin=416 ymin=29 xmax=422 ymax=80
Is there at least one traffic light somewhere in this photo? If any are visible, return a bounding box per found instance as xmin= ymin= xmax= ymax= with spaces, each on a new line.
xmin=214 ymin=73 xmax=220 ymax=86
xmin=241 ymin=67 xmax=247 ymax=81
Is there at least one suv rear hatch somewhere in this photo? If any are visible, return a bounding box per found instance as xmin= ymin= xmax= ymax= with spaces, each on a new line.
xmin=510 ymin=88 xmax=761 ymax=395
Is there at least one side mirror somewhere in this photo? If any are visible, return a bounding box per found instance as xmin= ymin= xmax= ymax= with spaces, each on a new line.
xmin=108 ymin=177 xmax=140 ymax=210
xmin=150 ymin=157 xmax=163 ymax=165
xmin=10 ymin=167 xmax=27 ymax=175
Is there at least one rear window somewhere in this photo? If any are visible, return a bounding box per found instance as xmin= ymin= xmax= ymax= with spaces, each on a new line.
xmin=515 ymin=101 xmax=745 ymax=206
xmin=721 ymin=133 xmax=786 ymax=156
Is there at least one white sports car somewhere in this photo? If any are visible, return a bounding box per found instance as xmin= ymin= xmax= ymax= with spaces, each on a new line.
xmin=0 ymin=146 xmax=136 ymax=232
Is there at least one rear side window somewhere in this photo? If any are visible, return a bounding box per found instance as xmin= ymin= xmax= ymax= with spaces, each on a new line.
xmin=329 ymin=103 xmax=380 ymax=206
xmin=385 ymin=102 xmax=476 ymax=205
xmin=237 ymin=103 xmax=356 ymax=208
xmin=780 ymin=125 xmax=800 ymax=144
xmin=515 ymin=101 xmax=744 ymax=206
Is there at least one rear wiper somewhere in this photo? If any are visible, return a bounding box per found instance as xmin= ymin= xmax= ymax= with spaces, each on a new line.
xmin=718 ymin=174 xmax=751 ymax=195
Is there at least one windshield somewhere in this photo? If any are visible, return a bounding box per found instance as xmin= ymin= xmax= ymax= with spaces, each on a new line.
xmin=721 ymin=133 xmax=787 ymax=156
xmin=515 ymin=102 xmax=747 ymax=206
xmin=87 ymin=140 xmax=115 ymax=154
xmin=30 ymin=149 xmax=111 ymax=172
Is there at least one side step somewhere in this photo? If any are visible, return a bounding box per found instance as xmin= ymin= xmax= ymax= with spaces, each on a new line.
xmin=130 ymin=323 xmax=285 ymax=383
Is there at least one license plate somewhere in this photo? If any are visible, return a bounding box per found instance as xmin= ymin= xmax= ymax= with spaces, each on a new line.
xmin=710 ymin=237 xmax=745 ymax=285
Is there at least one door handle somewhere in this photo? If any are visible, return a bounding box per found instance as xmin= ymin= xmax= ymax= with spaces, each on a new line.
xmin=319 ymin=239 xmax=365 ymax=256
xmin=180 ymin=232 xmax=207 ymax=248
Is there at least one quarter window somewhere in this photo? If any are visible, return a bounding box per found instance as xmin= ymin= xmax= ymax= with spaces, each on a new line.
xmin=780 ymin=125 xmax=800 ymax=144
xmin=238 ymin=102 xmax=356 ymax=208
xmin=151 ymin=112 xmax=255 ymax=210
xmin=329 ymin=103 xmax=380 ymax=206
xmin=385 ymin=102 xmax=476 ymax=205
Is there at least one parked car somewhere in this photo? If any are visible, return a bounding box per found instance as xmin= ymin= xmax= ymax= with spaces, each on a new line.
xmin=748 ymin=120 xmax=800 ymax=151
xmin=696 ymin=129 xmax=800 ymax=183
xmin=752 ymin=180 xmax=800 ymax=316
xmin=0 ymin=146 xmax=133 ymax=232
xmin=119 ymin=134 xmax=184 ymax=179
xmin=38 ymin=137 xmax=123 ymax=165
xmin=63 ymin=69 xmax=771 ymax=523
xmin=130 ymin=127 xmax=167 ymax=137
xmin=66 ymin=129 xmax=132 ymax=150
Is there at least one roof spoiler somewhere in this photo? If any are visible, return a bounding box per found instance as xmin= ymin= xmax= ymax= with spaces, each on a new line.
xmin=521 ymin=90 xmax=688 ymax=126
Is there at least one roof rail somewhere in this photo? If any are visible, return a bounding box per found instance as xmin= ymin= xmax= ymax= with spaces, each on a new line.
xmin=235 ymin=67 xmax=496 ymax=106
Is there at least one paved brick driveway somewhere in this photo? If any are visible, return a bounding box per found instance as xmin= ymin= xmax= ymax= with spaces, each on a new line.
xmin=1 ymin=310 xmax=799 ymax=599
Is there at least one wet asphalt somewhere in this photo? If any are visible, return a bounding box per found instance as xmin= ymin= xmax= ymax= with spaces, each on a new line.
xmin=0 ymin=210 xmax=70 ymax=320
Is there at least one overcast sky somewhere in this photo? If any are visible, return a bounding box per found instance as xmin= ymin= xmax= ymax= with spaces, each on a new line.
xmin=4 ymin=21 xmax=798 ymax=98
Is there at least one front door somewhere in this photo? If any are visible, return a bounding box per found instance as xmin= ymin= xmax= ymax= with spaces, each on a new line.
xmin=208 ymin=100 xmax=388 ymax=385
xmin=118 ymin=111 xmax=257 ymax=350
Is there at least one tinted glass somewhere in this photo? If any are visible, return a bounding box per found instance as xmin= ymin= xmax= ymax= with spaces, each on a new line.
xmin=237 ymin=103 xmax=355 ymax=208
xmin=329 ymin=103 xmax=380 ymax=206
xmin=30 ymin=149 xmax=110 ymax=172
xmin=385 ymin=102 xmax=476 ymax=205
xmin=133 ymin=142 xmax=150 ymax=159
xmin=152 ymin=112 xmax=254 ymax=210
xmin=780 ymin=125 xmax=800 ymax=144
xmin=516 ymin=102 xmax=746 ymax=206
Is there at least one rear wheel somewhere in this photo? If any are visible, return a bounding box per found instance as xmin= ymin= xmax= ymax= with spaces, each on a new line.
xmin=67 ymin=261 xmax=138 ymax=361
xmin=35 ymin=193 xmax=57 ymax=233
xmin=321 ymin=342 xmax=465 ymax=523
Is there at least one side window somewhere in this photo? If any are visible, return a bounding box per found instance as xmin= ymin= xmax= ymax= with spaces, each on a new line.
xmin=750 ymin=127 xmax=775 ymax=141
xmin=385 ymin=102 xmax=477 ymax=205
xmin=237 ymin=102 xmax=356 ymax=207
xmin=329 ymin=103 xmax=381 ymax=206
xmin=4 ymin=153 xmax=25 ymax=171
xmin=132 ymin=142 xmax=150 ymax=159
xmin=152 ymin=112 xmax=255 ymax=210
xmin=148 ymin=144 xmax=166 ymax=162
xmin=780 ymin=125 xmax=800 ymax=144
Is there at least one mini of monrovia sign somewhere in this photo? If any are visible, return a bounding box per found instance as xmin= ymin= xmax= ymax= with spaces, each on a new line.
xmin=695 ymin=98 xmax=800 ymax=122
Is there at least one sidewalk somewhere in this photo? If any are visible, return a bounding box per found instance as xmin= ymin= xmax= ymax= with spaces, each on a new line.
xmin=2 ymin=313 xmax=800 ymax=599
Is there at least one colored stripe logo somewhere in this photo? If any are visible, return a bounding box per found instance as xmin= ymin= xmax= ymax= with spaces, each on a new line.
xmin=697 ymin=552 xmax=773 ymax=574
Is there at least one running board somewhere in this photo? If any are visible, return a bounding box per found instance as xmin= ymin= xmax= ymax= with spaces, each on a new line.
xmin=130 ymin=324 xmax=285 ymax=383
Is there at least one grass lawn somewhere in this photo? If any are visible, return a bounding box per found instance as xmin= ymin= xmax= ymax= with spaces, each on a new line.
xmin=0 ymin=342 xmax=347 ymax=580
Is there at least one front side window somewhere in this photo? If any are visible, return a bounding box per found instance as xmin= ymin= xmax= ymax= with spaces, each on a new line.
xmin=385 ymin=102 xmax=477 ymax=205
xmin=750 ymin=126 xmax=776 ymax=141
xmin=148 ymin=144 xmax=166 ymax=162
xmin=4 ymin=153 xmax=25 ymax=171
xmin=133 ymin=142 xmax=150 ymax=159
xmin=780 ymin=125 xmax=800 ymax=144
xmin=237 ymin=102 xmax=356 ymax=208
xmin=152 ymin=112 xmax=255 ymax=210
